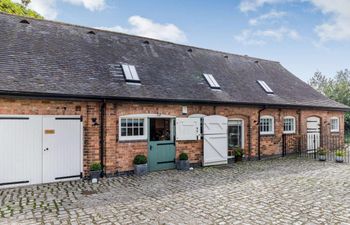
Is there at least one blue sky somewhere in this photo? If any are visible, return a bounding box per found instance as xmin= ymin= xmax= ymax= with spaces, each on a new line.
xmin=19 ymin=0 xmax=350 ymax=81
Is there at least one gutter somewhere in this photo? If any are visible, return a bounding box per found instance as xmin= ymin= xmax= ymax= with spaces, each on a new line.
xmin=257 ymin=106 xmax=267 ymax=160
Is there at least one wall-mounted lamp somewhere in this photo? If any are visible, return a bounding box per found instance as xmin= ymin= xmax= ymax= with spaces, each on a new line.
xmin=182 ymin=106 xmax=188 ymax=115
xmin=92 ymin=118 xmax=99 ymax=126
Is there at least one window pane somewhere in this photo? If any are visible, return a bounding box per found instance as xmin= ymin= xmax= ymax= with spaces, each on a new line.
xmin=121 ymin=128 xmax=126 ymax=136
xmin=121 ymin=119 xmax=126 ymax=127
xmin=127 ymin=127 xmax=133 ymax=136
xmin=140 ymin=127 xmax=144 ymax=135
xmin=134 ymin=127 xmax=139 ymax=135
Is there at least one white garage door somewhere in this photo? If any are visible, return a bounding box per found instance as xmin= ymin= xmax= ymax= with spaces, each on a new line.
xmin=0 ymin=115 xmax=83 ymax=188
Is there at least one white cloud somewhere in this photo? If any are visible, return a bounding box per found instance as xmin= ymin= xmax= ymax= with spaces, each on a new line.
xmin=249 ymin=10 xmax=286 ymax=25
xmin=234 ymin=27 xmax=300 ymax=45
xmin=239 ymin=0 xmax=285 ymax=12
xmin=309 ymin=0 xmax=350 ymax=42
xmin=13 ymin=0 xmax=107 ymax=19
xmin=98 ymin=16 xmax=187 ymax=43
xmin=62 ymin=0 xmax=106 ymax=11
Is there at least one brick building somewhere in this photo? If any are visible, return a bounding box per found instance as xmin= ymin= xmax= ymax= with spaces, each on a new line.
xmin=0 ymin=13 xmax=348 ymax=187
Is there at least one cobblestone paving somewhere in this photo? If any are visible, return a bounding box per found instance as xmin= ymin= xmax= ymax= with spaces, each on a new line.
xmin=2 ymin=156 xmax=350 ymax=224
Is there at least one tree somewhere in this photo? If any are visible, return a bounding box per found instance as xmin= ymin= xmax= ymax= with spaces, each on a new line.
xmin=0 ymin=0 xmax=43 ymax=19
xmin=309 ymin=69 xmax=350 ymax=132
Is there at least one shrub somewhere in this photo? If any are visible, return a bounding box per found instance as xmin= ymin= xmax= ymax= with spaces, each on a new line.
xmin=318 ymin=147 xmax=327 ymax=155
xmin=335 ymin=150 xmax=344 ymax=157
xmin=90 ymin=162 xmax=102 ymax=171
xmin=179 ymin=152 xmax=188 ymax=160
xmin=234 ymin=148 xmax=244 ymax=157
xmin=133 ymin=155 xmax=147 ymax=165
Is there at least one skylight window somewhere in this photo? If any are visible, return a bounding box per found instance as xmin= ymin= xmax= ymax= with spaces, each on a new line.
xmin=257 ymin=80 xmax=273 ymax=94
xmin=121 ymin=64 xmax=140 ymax=83
xmin=203 ymin=73 xmax=220 ymax=89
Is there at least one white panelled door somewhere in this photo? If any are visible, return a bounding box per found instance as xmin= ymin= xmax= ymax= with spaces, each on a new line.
xmin=43 ymin=116 xmax=83 ymax=183
xmin=0 ymin=116 xmax=42 ymax=187
xmin=307 ymin=117 xmax=320 ymax=152
xmin=203 ymin=115 xmax=228 ymax=166
xmin=0 ymin=115 xmax=82 ymax=188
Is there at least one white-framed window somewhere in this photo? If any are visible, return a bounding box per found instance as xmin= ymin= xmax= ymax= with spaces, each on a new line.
xmin=283 ymin=116 xmax=296 ymax=134
xmin=260 ymin=116 xmax=274 ymax=135
xmin=330 ymin=117 xmax=339 ymax=132
xmin=119 ymin=117 xmax=147 ymax=141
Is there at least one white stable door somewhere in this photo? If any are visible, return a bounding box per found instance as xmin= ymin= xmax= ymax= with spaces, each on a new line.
xmin=203 ymin=115 xmax=228 ymax=166
xmin=0 ymin=116 xmax=42 ymax=187
xmin=43 ymin=116 xmax=82 ymax=183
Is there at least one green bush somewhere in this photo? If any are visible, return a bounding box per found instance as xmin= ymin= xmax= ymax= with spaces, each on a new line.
xmin=90 ymin=162 xmax=102 ymax=171
xmin=335 ymin=150 xmax=345 ymax=157
xmin=318 ymin=147 xmax=327 ymax=155
xmin=133 ymin=155 xmax=147 ymax=165
xmin=234 ymin=148 xmax=244 ymax=157
xmin=179 ymin=152 xmax=188 ymax=160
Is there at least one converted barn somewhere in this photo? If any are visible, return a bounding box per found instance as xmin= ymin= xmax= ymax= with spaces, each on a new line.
xmin=0 ymin=13 xmax=348 ymax=187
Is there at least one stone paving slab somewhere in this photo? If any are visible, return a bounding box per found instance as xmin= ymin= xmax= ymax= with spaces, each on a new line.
xmin=2 ymin=156 xmax=350 ymax=224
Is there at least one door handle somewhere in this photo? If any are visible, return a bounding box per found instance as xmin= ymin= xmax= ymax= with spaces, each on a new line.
xmin=44 ymin=148 xmax=49 ymax=151
xmin=150 ymin=146 xmax=152 ymax=151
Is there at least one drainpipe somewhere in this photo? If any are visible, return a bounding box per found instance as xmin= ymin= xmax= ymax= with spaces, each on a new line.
xmin=100 ymin=100 xmax=106 ymax=177
xmin=257 ymin=106 xmax=266 ymax=160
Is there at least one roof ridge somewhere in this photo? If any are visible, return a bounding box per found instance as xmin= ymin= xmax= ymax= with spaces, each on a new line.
xmin=0 ymin=11 xmax=279 ymax=64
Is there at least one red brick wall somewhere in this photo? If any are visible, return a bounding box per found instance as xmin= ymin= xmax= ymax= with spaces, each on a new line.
xmin=0 ymin=98 xmax=345 ymax=175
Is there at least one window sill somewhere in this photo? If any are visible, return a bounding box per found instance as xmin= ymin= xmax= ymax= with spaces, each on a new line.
xmin=283 ymin=131 xmax=296 ymax=134
xmin=260 ymin=133 xmax=274 ymax=136
xmin=330 ymin=131 xmax=339 ymax=133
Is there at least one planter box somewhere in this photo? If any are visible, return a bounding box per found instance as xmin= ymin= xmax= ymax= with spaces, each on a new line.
xmin=336 ymin=156 xmax=344 ymax=163
xmin=318 ymin=155 xmax=326 ymax=161
xmin=134 ymin=164 xmax=148 ymax=175
xmin=90 ymin=170 xmax=101 ymax=180
xmin=176 ymin=160 xmax=190 ymax=171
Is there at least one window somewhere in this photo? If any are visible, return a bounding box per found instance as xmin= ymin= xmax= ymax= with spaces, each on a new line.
xmin=119 ymin=117 xmax=146 ymax=141
xmin=203 ymin=73 xmax=220 ymax=89
xmin=150 ymin=118 xmax=172 ymax=141
xmin=283 ymin=116 xmax=296 ymax=134
xmin=257 ymin=80 xmax=273 ymax=94
xmin=121 ymin=64 xmax=140 ymax=83
xmin=260 ymin=116 xmax=274 ymax=135
xmin=330 ymin=117 xmax=339 ymax=132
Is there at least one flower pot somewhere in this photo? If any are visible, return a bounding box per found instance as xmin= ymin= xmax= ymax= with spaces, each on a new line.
xmin=90 ymin=170 xmax=101 ymax=180
xmin=318 ymin=155 xmax=326 ymax=161
xmin=176 ymin=160 xmax=190 ymax=170
xmin=134 ymin=163 xmax=148 ymax=175
xmin=336 ymin=156 xmax=344 ymax=163
xmin=235 ymin=156 xmax=243 ymax=162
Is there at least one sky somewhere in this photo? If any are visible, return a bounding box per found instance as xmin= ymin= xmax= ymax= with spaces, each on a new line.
xmin=15 ymin=0 xmax=350 ymax=82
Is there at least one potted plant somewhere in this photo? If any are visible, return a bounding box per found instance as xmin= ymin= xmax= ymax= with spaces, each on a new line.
xmin=335 ymin=150 xmax=345 ymax=163
xmin=234 ymin=148 xmax=244 ymax=162
xmin=318 ymin=147 xmax=327 ymax=161
xmin=90 ymin=162 xmax=102 ymax=181
xmin=134 ymin=155 xmax=148 ymax=175
xmin=176 ymin=152 xmax=190 ymax=171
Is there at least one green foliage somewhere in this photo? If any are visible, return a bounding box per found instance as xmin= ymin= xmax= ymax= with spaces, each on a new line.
xmin=0 ymin=0 xmax=43 ymax=19
xmin=309 ymin=69 xmax=350 ymax=132
xmin=133 ymin=155 xmax=147 ymax=165
xmin=317 ymin=147 xmax=327 ymax=155
xmin=335 ymin=150 xmax=344 ymax=157
xmin=234 ymin=148 xmax=244 ymax=157
xmin=90 ymin=162 xmax=102 ymax=171
xmin=179 ymin=152 xmax=188 ymax=160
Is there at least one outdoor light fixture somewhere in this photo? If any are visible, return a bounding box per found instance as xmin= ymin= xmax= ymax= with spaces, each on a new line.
xmin=92 ymin=118 xmax=99 ymax=126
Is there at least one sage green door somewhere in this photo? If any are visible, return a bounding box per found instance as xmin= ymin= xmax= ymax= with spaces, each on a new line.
xmin=148 ymin=118 xmax=176 ymax=171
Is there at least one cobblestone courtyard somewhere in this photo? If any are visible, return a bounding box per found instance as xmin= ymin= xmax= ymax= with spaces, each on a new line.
xmin=2 ymin=157 xmax=350 ymax=224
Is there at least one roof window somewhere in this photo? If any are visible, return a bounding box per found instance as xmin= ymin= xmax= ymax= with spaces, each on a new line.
xmin=121 ymin=64 xmax=140 ymax=83
xmin=203 ymin=73 xmax=220 ymax=89
xmin=257 ymin=80 xmax=273 ymax=94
